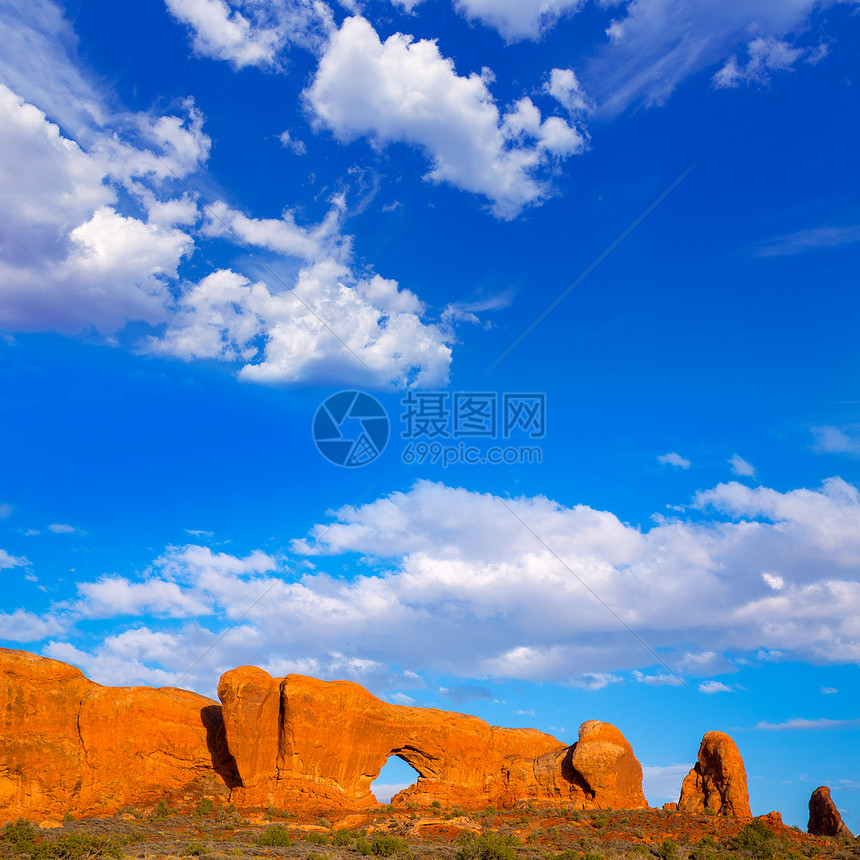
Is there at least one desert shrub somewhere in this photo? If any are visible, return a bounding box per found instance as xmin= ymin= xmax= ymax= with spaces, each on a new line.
xmin=307 ymin=852 xmax=328 ymax=860
xmin=30 ymin=833 xmax=123 ymax=860
xmin=149 ymin=800 xmax=170 ymax=821
xmin=547 ymin=850 xmax=579 ymax=860
xmin=583 ymin=853 xmax=605 ymax=860
xmin=355 ymin=837 xmax=411 ymax=858
xmin=305 ymin=834 xmax=331 ymax=846
xmin=730 ymin=821 xmax=776 ymax=860
xmin=195 ymin=799 xmax=215 ymax=816
xmin=456 ymin=832 xmax=518 ymax=860
xmin=2 ymin=819 xmax=38 ymax=852
xmin=257 ymin=826 xmax=292 ymax=848
xmin=181 ymin=843 xmax=206 ymax=856
xmin=62 ymin=815 xmax=74 ymax=824
xmin=431 ymin=801 xmax=442 ymax=810
xmin=659 ymin=840 xmax=679 ymax=860
xmin=333 ymin=831 xmax=353 ymax=847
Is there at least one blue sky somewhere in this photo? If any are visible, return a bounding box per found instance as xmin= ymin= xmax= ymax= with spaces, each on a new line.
xmin=1 ymin=0 xmax=859 ymax=831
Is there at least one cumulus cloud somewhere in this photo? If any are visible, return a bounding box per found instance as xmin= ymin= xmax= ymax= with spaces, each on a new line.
xmin=164 ymin=0 xmax=334 ymax=69
xmin=305 ymin=16 xmax=586 ymax=219
xmin=0 ymin=0 xmax=455 ymax=390
xmin=658 ymin=452 xmax=690 ymax=469
xmin=544 ymin=67 xmax=592 ymax=115
xmin=47 ymin=523 xmax=78 ymax=534
xmin=0 ymin=85 xmax=199 ymax=334
xmin=452 ymin=0 xmax=585 ymax=42
xmin=9 ymin=475 xmax=860 ymax=691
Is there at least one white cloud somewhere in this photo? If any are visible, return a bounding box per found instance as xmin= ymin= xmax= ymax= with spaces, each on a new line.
xmin=305 ymin=16 xmax=586 ymax=219
xmin=452 ymin=0 xmax=585 ymax=42
xmin=278 ymin=129 xmax=307 ymax=155
xmin=812 ymin=426 xmax=860 ymax=456
xmin=164 ymin=0 xmax=334 ymax=69
xmin=12 ymin=475 xmax=860 ymax=690
xmin=586 ymin=0 xmax=850 ymax=116
xmin=0 ymin=609 xmax=66 ymax=641
xmin=0 ymin=84 xmax=200 ymax=335
xmin=658 ymin=452 xmax=690 ymax=469
xmin=698 ymin=680 xmax=734 ymax=694
xmin=713 ymin=37 xmax=811 ymax=89
xmin=762 ymin=572 xmax=784 ymax=591
xmin=728 ymin=454 xmax=755 ymax=477
xmin=0 ymin=550 xmax=29 ymax=569
xmin=633 ymin=669 xmax=683 ymax=686
xmin=146 ymin=264 xmax=452 ymax=388
xmin=47 ymin=523 xmax=78 ymax=534
xmin=820 ymin=687 xmax=838 ymax=695
xmin=544 ymin=67 xmax=592 ymax=115
xmin=0 ymin=504 xmax=12 ymax=518
xmin=0 ymin=2 xmax=456 ymax=391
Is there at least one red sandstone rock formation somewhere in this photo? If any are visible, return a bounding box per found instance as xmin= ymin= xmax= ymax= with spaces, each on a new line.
xmin=1 ymin=649 xmax=648 ymax=821
xmin=218 ymin=667 xmax=648 ymax=811
xmin=808 ymin=786 xmax=852 ymax=837
xmin=678 ymin=731 xmax=751 ymax=817
xmin=0 ymin=648 xmax=235 ymax=821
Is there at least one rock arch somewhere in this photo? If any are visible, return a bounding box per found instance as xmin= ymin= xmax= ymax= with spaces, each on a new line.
xmin=218 ymin=667 xmax=649 ymax=810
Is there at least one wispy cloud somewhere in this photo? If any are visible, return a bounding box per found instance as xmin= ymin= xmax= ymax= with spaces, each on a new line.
xmin=699 ymin=680 xmax=734 ymax=694
xmin=758 ymin=225 xmax=860 ymax=257
xmin=728 ymin=454 xmax=755 ymax=477
xmin=754 ymin=717 xmax=860 ymax=731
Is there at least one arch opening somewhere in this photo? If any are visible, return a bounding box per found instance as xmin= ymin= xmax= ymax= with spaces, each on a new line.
xmin=371 ymin=754 xmax=421 ymax=803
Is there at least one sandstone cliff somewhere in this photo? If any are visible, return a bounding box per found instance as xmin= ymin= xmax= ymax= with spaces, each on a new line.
xmin=0 ymin=648 xmax=236 ymax=820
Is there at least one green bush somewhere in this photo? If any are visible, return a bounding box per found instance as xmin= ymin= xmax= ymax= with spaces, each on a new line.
xmin=456 ymin=832 xmax=518 ymax=860
xmin=62 ymin=815 xmax=74 ymax=824
xmin=307 ymin=852 xmax=328 ymax=860
xmin=149 ymin=800 xmax=170 ymax=821
xmin=195 ymin=798 xmax=215 ymax=816
xmin=257 ymin=826 xmax=292 ymax=848
xmin=30 ymin=833 xmax=123 ymax=860
xmin=584 ymin=853 xmax=605 ymax=860
xmin=659 ymin=840 xmax=679 ymax=860
xmin=333 ymin=830 xmax=353 ymax=847
xmin=430 ymin=801 xmax=442 ymax=810
xmin=356 ymin=837 xmax=374 ymax=855
xmin=305 ymin=834 xmax=331 ymax=846
xmin=730 ymin=820 xmax=776 ymax=860
xmin=181 ymin=843 xmax=206 ymax=856
xmin=2 ymin=819 xmax=38 ymax=852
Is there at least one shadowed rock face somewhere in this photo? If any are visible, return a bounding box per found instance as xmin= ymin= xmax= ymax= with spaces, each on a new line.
xmin=808 ymin=786 xmax=852 ymax=837
xmin=0 ymin=648 xmax=234 ymax=820
xmin=678 ymin=731 xmax=751 ymax=817
xmin=0 ymin=650 xmax=647 ymax=821
xmin=218 ymin=667 xmax=648 ymax=811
